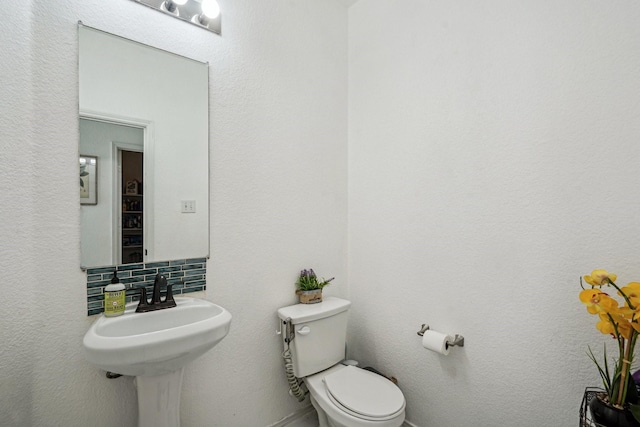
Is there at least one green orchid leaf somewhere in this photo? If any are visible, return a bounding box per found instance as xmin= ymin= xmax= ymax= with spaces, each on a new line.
xmin=629 ymin=402 xmax=640 ymax=423
xmin=588 ymin=346 xmax=612 ymax=396
xmin=626 ymin=375 xmax=639 ymax=404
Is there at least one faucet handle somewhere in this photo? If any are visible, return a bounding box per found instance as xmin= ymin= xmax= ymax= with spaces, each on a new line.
xmin=152 ymin=274 xmax=168 ymax=305
xmin=132 ymin=278 xmax=176 ymax=312
xmin=165 ymin=284 xmax=176 ymax=304
xmin=130 ymin=286 xmax=150 ymax=312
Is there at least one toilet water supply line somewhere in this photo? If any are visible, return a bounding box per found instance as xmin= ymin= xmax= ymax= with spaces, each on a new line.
xmin=282 ymin=317 xmax=307 ymax=401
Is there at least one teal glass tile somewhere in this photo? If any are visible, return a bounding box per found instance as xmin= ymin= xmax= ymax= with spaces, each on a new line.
xmin=87 ymin=279 xmax=111 ymax=288
xmin=87 ymin=266 xmax=116 ymax=275
xmin=109 ymin=270 xmax=131 ymax=278
xmin=182 ymin=263 xmax=204 ymax=271
xmin=128 ymin=282 xmax=154 ymax=291
xmin=117 ymin=263 xmax=144 ymax=271
xmin=145 ymin=261 xmax=170 ymax=268
xmin=184 ymin=268 xmax=206 ymax=276
xmin=88 ymin=294 xmax=104 ymax=302
xmin=182 ymin=286 xmax=204 ymax=294
xmin=158 ymin=266 xmax=182 ymax=274
xmin=131 ymin=268 xmax=158 ymax=277
xmin=120 ymin=276 xmax=143 ymax=284
xmin=167 ymin=276 xmax=183 ymax=285
xmin=87 ymin=258 xmax=207 ymax=316
xmin=88 ymin=299 xmax=103 ymax=308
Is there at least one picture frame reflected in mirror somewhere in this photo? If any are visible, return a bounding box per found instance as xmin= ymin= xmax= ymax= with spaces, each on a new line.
xmin=79 ymin=155 xmax=98 ymax=205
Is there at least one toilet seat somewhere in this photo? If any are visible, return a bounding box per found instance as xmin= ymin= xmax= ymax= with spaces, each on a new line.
xmin=322 ymin=365 xmax=405 ymax=421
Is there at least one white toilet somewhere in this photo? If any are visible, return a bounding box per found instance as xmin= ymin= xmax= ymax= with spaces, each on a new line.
xmin=277 ymin=297 xmax=406 ymax=427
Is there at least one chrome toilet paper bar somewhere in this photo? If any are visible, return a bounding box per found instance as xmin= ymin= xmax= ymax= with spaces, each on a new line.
xmin=416 ymin=324 xmax=430 ymax=336
xmin=416 ymin=324 xmax=465 ymax=348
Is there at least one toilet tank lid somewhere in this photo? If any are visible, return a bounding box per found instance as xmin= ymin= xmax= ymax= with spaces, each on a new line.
xmin=277 ymin=297 xmax=351 ymax=324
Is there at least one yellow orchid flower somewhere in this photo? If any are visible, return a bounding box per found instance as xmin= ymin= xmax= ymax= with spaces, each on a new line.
xmin=596 ymin=313 xmax=633 ymax=339
xmin=579 ymin=289 xmax=618 ymax=314
xmin=580 ymin=269 xmax=640 ymax=409
xmin=614 ymin=318 xmax=633 ymax=340
xmin=616 ymin=305 xmax=635 ymax=320
xmin=596 ymin=314 xmax=616 ymax=335
xmin=620 ymin=282 xmax=640 ymax=308
xmin=584 ymin=269 xmax=617 ymax=287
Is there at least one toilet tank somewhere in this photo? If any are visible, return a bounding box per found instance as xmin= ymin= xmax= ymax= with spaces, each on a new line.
xmin=277 ymin=297 xmax=351 ymax=378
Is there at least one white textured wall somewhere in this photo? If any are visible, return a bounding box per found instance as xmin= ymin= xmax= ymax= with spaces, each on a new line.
xmin=0 ymin=3 xmax=38 ymax=426
xmin=7 ymin=1 xmax=639 ymax=426
xmin=0 ymin=1 xmax=347 ymax=426
xmin=348 ymin=1 xmax=640 ymax=426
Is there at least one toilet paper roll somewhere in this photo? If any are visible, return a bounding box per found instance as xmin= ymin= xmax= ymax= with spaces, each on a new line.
xmin=421 ymin=330 xmax=453 ymax=355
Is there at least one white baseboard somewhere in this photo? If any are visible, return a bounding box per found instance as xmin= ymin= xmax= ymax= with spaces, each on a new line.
xmin=267 ymin=405 xmax=418 ymax=427
xmin=267 ymin=405 xmax=315 ymax=427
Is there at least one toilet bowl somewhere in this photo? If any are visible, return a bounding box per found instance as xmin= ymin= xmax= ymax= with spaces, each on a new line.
xmin=304 ymin=364 xmax=405 ymax=427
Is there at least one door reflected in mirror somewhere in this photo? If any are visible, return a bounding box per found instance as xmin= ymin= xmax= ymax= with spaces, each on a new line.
xmin=79 ymin=25 xmax=209 ymax=269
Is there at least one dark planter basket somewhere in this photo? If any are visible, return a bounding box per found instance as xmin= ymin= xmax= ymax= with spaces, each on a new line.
xmin=589 ymin=393 xmax=640 ymax=427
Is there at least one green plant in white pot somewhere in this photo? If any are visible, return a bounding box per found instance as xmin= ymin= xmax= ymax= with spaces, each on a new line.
xmin=295 ymin=269 xmax=334 ymax=304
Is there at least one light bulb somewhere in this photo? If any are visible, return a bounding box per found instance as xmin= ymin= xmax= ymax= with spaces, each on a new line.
xmin=162 ymin=0 xmax=187 ymax=14
xmin=201 ymin=0 xmax=220 ymax=19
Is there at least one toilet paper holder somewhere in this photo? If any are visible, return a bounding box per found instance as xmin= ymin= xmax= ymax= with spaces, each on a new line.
xmin=417 ymin=324 xmax=465 ymax=348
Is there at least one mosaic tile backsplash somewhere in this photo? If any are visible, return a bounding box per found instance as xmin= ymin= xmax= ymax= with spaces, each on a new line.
xmin=85 ymin=258 xmax=207 ymax=316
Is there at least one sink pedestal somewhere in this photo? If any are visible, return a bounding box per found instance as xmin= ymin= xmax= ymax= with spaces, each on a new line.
xmin=136 ymin=368 xmax=184 ymax=427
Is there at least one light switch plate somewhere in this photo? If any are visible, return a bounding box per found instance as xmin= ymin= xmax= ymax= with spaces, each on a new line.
xmin=181 ymin=200 xmax=196 ymax=213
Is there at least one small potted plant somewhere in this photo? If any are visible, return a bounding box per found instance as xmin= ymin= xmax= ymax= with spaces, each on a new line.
xmin=296 ymin=269 xmax=334 ymax=304
xmin=579 ymin=269 xmax=640 ymax=427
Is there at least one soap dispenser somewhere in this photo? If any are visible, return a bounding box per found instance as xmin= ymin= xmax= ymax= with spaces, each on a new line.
xmin=104 ymin=269 xmax=126 ymax=317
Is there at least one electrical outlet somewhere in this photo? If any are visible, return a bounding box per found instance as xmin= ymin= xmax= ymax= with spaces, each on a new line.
xmin=181 ymin=200 xmax=196 ymax=213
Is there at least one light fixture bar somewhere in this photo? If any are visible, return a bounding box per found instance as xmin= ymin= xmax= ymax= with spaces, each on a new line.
xmin=129 ymin=0 xmax=221 ymax=35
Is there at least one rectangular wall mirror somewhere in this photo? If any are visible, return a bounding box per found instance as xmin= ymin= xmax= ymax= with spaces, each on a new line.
xmin=79 ymin=24 xmax=209 ymax=269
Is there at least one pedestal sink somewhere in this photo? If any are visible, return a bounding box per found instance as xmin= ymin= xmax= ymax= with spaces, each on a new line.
xmin=83 ymin=297 xmax=231 ymax=427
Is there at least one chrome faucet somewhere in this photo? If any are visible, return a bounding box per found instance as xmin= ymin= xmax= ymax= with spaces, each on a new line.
xmin=133 ymin=273 xmax=177 ymax=313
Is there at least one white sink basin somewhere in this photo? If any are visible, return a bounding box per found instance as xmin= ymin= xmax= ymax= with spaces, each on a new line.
xmin=83 ymin=297 xmax=232 ymax=377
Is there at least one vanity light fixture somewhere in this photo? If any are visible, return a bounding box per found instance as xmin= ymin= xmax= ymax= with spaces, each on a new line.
xmin=129 ymin=0 xmax=221 ymax=34
xmin=160 ymin=0 xmax=188 ymax=16
xmin=192 ymin=0 xmax=220 ymax=25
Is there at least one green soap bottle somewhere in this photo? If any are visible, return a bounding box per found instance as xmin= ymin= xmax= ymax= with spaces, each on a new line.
xmin=104 ymin=269 xmax=126 ymax=317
